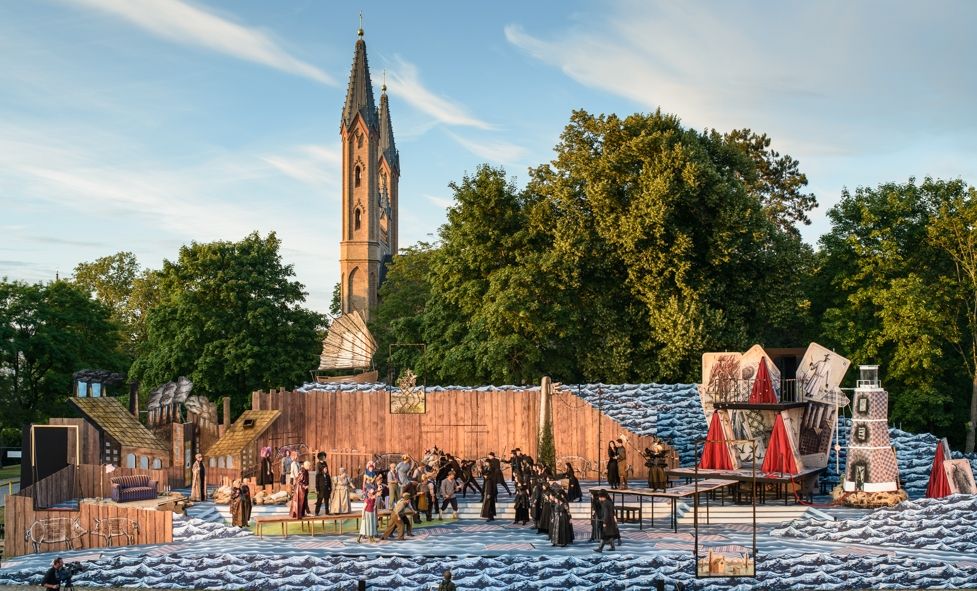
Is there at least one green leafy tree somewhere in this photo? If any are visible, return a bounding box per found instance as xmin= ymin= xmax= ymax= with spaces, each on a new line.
xmin=526 ymin=110 xmax=809 ymax=380
xmin=72 ymin=252 xmax=160 ymax=354
xmin=130 ymin=232 xmax=324 ymax=414
xmin=816 ymin=178 xmax=974 ymax=447
xmin=723 ymin=129 xmax=818 ymax=235
xmin=0 ymin=280 xmax=126 ymax=437
xmin=329 ymin=281 xmax=342 ymax=317
xmin=374 ymin=110 xmax=817 ymax=386
xmin=372 ymin=243 xmax=436 ymax=382
xmin=927 ymin=186 xmax=977 ymax=451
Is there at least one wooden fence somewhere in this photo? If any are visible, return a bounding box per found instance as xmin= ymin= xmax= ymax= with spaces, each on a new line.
xmin=4 ymin=464 xmax=174 ymax=558
xmin=251 ymin=386 xmax=675 ymax=481
xmin=25 ymin=464 xmax=82 ymax=509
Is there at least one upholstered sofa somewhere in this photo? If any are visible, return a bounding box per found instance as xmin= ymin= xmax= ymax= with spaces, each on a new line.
xmin=110 ymin=475 xmax=158 ymax=502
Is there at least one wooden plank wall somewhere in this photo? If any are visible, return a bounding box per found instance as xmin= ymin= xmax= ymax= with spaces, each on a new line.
xmin=49 ymin=418 xmax=100 ymax=465
xmin=4 ymin=496 xmax=172 ymax=558
xmin=78 ymin=503 xmax=172 ymax=547
xmin=250 ymin=387 xmax=675 ymax=480
xmin=76 ymin=465 xmax=171 ymax=498
xmin=23 ymin=465 xmax=80 ymax=508
xmin=551 ymin=389 xmax=676 ymax=480
xmin=252 ymin=388 xmax=541 ymax=464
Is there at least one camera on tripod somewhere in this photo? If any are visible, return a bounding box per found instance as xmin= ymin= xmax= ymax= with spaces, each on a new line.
xmin=57 ymin=562 xmax=81 ymax=591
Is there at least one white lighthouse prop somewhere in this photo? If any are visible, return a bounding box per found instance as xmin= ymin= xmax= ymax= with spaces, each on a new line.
xmin=843 ymin=365 xmax=900 ymax=493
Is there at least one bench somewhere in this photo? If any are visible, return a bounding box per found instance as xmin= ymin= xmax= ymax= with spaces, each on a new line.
xmin=616 ymin=505 xmax=641 ymax=522
xmin=255 ymin=513 xmax=361 ymax=538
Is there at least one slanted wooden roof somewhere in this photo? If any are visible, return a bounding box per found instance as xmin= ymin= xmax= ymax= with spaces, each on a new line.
xmin=205 ymin=410 xmax=280 ymax=457
xmin=70 ymin=397 xmax=168 ymax=453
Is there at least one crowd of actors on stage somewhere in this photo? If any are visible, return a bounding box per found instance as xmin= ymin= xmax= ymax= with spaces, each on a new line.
xmin=185 ymin=437 xmax=678 ymax=550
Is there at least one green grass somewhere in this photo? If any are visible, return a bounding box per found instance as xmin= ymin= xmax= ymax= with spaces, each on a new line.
xmin=0 ymin=464 xmax=19 ymax=481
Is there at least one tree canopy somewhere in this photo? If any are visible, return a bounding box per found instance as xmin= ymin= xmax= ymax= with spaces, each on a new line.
xmin=0 ymin=279 xmax=127 ymax=443
xmin=815 ymin=178 xmax=977 ymax=450
xmin=129 ymin=232 xmax=324 ymax=414
xmin=375 ymin=110 xmax=817 ymax=385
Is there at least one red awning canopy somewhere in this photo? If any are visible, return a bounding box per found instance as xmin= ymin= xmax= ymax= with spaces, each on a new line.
xmin=748 ymin=358 xmax=778 ymax=404
xmin=699 ymin=411 xmax=734 ymax=470
xmin=761 ymin=414 xmax=798 ymax=474
xmin=925 ymin=439 xmax=951 ymax=499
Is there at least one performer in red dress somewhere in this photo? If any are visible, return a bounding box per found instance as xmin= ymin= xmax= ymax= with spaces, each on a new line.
xmin=290 ymin=460 xmax=311 ymax=518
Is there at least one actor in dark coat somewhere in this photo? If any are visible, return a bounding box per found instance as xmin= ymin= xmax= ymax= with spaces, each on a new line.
xmin=314 ymin=453 xmax=332 ymax=515
xmin=484 ymin=452 xmax=511 ymax=496
xmin=257 ymin=447 xmax=274 ymax=487
xmin=564 ymin=463 xmax=583 ymax=502
xmin=480 ymin=483 xmax=497 ymax=521
xmin=537 ymin=489 xmax=553 ymax=534
xmin=551 ymin=491 xmax=574 ymax=547
xmin=595 ymin=491 xmax=620 ymax=552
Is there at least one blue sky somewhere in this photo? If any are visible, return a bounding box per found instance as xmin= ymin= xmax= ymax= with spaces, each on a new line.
xmin=2 ymin=0 xmax=976 ymax=313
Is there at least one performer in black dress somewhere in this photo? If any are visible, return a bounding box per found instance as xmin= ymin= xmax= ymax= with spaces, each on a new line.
xmin=562 ymin=462 xmax=583 ymax=502
xmin=606 ymin=440 xmax=620 ymax=489
xmin=550 ymin=489 xmax=574 ymax=547
xmin=513 ymin=483 xmax=531 ymax=525
xmin=537 ymin=488 xmax=553 ymax=534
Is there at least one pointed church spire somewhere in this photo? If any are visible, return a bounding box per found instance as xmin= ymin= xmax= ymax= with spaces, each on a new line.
xmin=378 ymin=75 xmax=398 ymax=172
xmin=341 ymin=23 xmax=377 ymax=131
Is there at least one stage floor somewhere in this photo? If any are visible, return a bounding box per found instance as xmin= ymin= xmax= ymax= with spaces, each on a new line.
xmin=3 ymin=490 xmax=976 ymax=591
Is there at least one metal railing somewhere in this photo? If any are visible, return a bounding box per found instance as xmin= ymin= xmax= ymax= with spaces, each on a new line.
xmin=708 ymin=378 xmax=808 ymax=405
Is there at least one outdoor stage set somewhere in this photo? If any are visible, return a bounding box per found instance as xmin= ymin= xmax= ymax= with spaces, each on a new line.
xmin=10 ymin=336 xmax=958 ymax=572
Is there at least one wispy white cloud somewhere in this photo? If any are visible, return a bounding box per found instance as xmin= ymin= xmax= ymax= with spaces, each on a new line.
xmin=64 ymin=0 xmax=333 ymax=84
xmin=504 ymin=0 xmax=977 ymax=157
xmin=387 ymin=56 xmax=494 ymax=130
xmin=262 ymin=144 xmax=341 ymax=189
xmin=444 ymin=129 xmax=527 ymax=165
xmin=424 ymin=194 xmax=453 ymax=209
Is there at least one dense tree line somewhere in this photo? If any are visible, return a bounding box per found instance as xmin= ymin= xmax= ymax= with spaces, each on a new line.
xmin=375 ymin=110 xmax=818 ymax=385
xmin=2 ymin=108 xmax=974 ymax=450
xmin=374 ymin=110 xmax=975 ymax=450
xmin=0 ymin=232 xmax=323 ymax=443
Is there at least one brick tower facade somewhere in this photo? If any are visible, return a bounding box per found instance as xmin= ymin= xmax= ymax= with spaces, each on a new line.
xmin=339 ymin=26 xmax=398 ymax=322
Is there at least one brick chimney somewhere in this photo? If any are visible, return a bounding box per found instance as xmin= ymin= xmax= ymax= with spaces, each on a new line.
xmin=128 ymin=381 xmax=139 ymax=417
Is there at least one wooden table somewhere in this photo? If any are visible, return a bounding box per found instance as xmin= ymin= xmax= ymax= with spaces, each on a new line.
xmin=592 ymin=479 xmax=738 ymax=532
xmin=666 ymin=467 xmax=826 ymax=505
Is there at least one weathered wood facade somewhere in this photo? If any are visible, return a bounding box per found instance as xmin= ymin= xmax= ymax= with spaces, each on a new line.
xmin=250 ymin=385 xmax=673 ymax=481
xmin=3 ymin=464 xmax=173 ymax=559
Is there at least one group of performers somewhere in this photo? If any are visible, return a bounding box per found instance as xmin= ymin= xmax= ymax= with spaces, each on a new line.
xmin=188 ymin=439 xmax=664 ymax=553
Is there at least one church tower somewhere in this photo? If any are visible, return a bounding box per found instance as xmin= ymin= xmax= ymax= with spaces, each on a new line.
xmin=339 ymin=25 xmax=398 ymax=322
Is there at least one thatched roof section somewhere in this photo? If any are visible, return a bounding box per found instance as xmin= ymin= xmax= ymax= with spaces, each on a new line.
xmin=71 ymin=397 xmax=167 ymax=453
xmin=205 ymin=410 xmax=280 ymax=457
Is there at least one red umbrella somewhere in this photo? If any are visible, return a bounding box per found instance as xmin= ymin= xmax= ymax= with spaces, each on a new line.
xmin=699 ymin=411 xmax=734 ymax=470
xmin=761 ymin=414 xmax=799 ymax=474
xmin=748 ymin=358 xmax=778 ymax=404
xmin=925 ymin=439 xmax=951 ymax=498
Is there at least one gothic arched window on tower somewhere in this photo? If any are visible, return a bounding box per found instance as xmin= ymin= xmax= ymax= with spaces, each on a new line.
xmin=357 ymin=132 xmax=364 ymax=148
xmin=354 ymin=165 xmax=362 ymax=188
xmin=354 ymin=208 xmax=362 ymax=231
